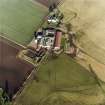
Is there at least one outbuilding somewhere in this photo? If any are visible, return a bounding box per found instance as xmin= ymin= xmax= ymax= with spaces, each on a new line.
xmin=54 ymin=30 xmax=62 ymax=50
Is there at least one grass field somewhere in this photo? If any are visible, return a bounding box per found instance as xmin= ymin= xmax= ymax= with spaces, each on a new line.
xmin=59 ymin=0 xmax=105 ymax=64
xmin=0 ymin=0 xmax=48 ymax=45
xmin=14 ymin=54 xmax=105 ymax=105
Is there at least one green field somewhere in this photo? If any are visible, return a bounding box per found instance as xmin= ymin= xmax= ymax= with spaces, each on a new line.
xmin=15 ymin=54 xmax=105 ymax=105
xmin=0 ymin=0 xmax=48 ymax=45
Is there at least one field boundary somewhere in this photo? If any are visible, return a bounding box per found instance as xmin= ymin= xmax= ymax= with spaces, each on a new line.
xmin=30 ymin=0 xmax=48 ymax=9
xmin=0 ymin=33 xmax=26 ymax=50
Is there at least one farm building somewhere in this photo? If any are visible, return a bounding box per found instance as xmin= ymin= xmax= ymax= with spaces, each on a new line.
xmin=34 ymin=27 xmax=56 ymax=50
xmin=43 ymin=27 xmax=56 ymax=37
xmin=35 ymin=28 xmax=63 ymax=50
xmin=47 ymin=8 xmax=63 ymax=25
xmin=54 ymin=30 xmax=62 ymax=50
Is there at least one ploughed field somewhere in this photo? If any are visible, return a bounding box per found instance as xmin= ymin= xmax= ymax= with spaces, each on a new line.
xmin=0 ymin=36 xmax=34 ymax=96
xmin=59 ymin=0 xmax=105 ymax=64
xmin=0 ymin=0 xmax=48 ymax=45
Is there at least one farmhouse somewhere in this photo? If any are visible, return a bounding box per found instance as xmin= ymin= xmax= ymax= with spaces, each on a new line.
xmin=47 ymin=15 xmax=59 ymax=24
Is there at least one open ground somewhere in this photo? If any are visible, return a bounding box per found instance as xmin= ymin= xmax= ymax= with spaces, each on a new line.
xmin=14 ymin=54 xmax=105 ymax=105
xmin=58 ymin=0 xmax=105 ymax=83
xmin=0 ymin=36 xmax=34 ymax=96
xmin=0 ymin=0 xmax=105 ymax=105
xmin=59 ymin=0 xmax=105 ymax=65
xmin=12 ymin=1 xmax=105 ymax=105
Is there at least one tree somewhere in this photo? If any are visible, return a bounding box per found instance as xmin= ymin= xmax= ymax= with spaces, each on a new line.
xmin=49 ymin=5 xmax=53 ymax=12
xmin=52 ymin=3 xmax=57 ymax=9
xmin=0 ymin=88 xmax=11 ymax=105
xmin=0 ymin=93 xmax=4 ymax=105
xmin=60 ymin=13 xmax=64 ymax=20
xmin=66 ymin=23 xmax=72 ymax=32
xmin=5 ymin=80 xmax=9 ymax=94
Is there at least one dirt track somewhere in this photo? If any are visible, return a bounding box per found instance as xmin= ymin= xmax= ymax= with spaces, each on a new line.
xmin=76 ymin=50 xmax=105 ymax=82
xmin=0 ymin=36 xmax=34 ymax=95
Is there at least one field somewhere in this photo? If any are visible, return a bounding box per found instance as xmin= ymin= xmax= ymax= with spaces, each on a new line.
xmin=15 ymin=54 xmax=105 ymax=105
xmin=59 ymin=0 xmax=105 ymax=65
xmin=0 ymin=36 xmax=34 ymax=96
xmin=0 ymin=0 xmax=48 ymax=45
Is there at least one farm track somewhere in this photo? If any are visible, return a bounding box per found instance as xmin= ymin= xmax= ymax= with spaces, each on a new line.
xmin=76 ymin=49 xmax=105 ymax=82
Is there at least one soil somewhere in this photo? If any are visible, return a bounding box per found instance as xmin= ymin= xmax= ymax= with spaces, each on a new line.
xmin=0 ymin=36 xmax=34 ymax=96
